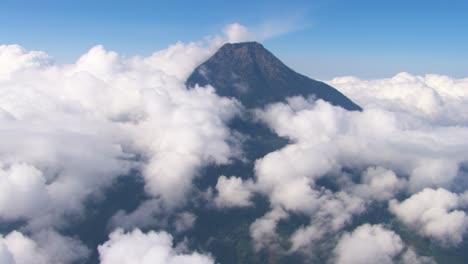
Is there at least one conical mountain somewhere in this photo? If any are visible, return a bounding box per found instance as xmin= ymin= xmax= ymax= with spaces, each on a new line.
xmin=186 ymin=42 xmax=361 ymax=111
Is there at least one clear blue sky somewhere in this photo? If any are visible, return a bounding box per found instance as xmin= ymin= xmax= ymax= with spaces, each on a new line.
xmin=1 ymin=0 xmax=467 ymax=79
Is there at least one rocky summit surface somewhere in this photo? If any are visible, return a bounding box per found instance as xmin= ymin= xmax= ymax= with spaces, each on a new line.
xmin=186 ymin=42 xmax=361 ymax=110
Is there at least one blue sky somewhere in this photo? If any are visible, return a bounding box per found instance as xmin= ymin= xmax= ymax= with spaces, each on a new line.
xmin=1 ymin=0 xmax=467 ymax=79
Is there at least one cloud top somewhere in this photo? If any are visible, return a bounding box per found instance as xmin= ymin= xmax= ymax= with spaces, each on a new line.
xmin=98 ymin=229 xmax=214 ymax=264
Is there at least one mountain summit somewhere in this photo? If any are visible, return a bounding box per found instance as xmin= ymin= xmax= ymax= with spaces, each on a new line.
xmin=186 ymin=42 xmax=361 ymax=110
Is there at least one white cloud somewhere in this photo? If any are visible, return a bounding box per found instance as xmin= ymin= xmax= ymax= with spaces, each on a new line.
xmin=351 ymin=166 xmax=405 ymax=201
xmin=0 ymin=23 xmax=249 ymax=225
xmin=220 ymin=19 xmax=303 ymax=44
xmin=244 ymin=72 xmax=468 ymax=252
xmin=288 ymin=190 xmax=365 ymax=252
xmin=0 ymin=163 xmax=49 ymax=220
xmin=390 ymin=188 xmax=468 ymax=245
xmin=333 ymin=224 xmax=404 ymax=264
xmin=222 ymin=23 xmax=254 ymax=43
xmin=134 ymin=85 xmax=241 ymax=208
xmin=0 ymin=230 xmax=89 ymax=264
xmin=0 ymin=23 xmax=252 ymax=263
xmin=250 ymin=207 xmax=288 ymax=250
xmin=329 ymin=72 xmax=468 ymax=125
xmin=2 ymin=231 xmax=49 ymax=264
xmin=333 ymin=225 xmax=435 ymax=264
xmin=0 ymin=240 xmax=14 ymax=264
xmin=0 ymin=44 xmax=51 ymax=80
xmin=409 ymin=160 xmax=459 ymax=193
xmin=214 ymin=175 xmax=254 ymax=208
xmin=98 ymin=229 xmax=214 ymax=264
xmin=255 ymin=97 xmax=468 ymax=197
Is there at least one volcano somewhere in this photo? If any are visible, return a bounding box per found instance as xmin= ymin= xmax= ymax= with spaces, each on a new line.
xmin=186 ymin=41 xmax=361 ymax=111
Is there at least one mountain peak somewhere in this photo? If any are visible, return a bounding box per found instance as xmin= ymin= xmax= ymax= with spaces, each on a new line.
xmin=212 ymin=42 xmax=289 ymax=80
xmin=186 ymin=43 xmax=361 ymax=110
xmin=220 ymin=41 xmax=264 ymax=48
xmin=218 ymin=42 xmax=266 ymax=54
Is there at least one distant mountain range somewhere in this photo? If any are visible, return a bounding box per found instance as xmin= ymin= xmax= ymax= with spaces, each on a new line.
xmin=187 ymin=41 xmax=361 ymax=111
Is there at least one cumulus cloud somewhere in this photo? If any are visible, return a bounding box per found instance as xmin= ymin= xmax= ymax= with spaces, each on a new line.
xmin=0 ymin=44 xmax=51 ymax=80
xmin=133 ymin=84 xmax=240 ymax=208
xmin=242 ymin=72 xmax=468 ymax=253
xmin=214 ymin=175 xmax=254 ymax=208
xmin=98 ymin=229 xmax=213 ymax=264
xmin=289 ymin=190 xmax=364 ymax=251
xmin=390 ymin=188 xmax=468 ymax=245
xmin=333 ymin=224 xmax=404 ymax=264
xmin=0 ymin=230 xmax=89 ymax=264
xmin=329 ymin=72 xmax=468 ymax=125
xmin=255 ymin=96 xmax=468 ymax=196
xmin=0 ymin=163 xmax=49 ymax=220
xmin=0 ymin=24 xmax=250 ymax=214
xmin=250 ymin=207 xmax=288 ymax=250
xmin=1 ymin=231 xmax=50 ymax=264
xmin=333 ymin=224 xmax=435 ymax=264
xmin=351 ymin=166 xmax=405 ymax=201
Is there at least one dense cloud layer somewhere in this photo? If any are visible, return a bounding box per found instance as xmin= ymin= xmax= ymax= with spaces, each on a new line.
xmin=0 ymin=24 xmax=251 ymax=263
xmin=198 ymin=72 xmax=468 ymax=258
xmin=241 ymin=92 xmax=468 ymax=252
